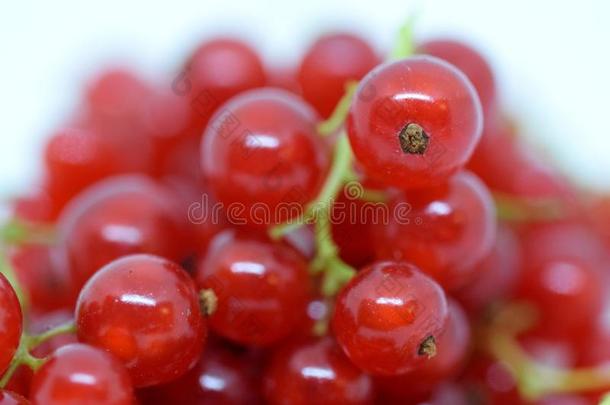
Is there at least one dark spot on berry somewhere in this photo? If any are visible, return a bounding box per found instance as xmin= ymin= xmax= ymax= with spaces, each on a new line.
xmin=418 ymin=335 xmax=437 ymax=358
xmin=399 ymin=123 xmax=429 ymax=154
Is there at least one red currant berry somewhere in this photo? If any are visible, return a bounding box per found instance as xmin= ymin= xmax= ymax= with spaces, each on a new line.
xmin=347 ymin=56 xmax=483 ymax=189
xmin=75 ymin=254 xmax=206 ymax=387
xmin=468 ymin=118 xmax=575 ymax=200
xmin=55 ymin=175 xmax=188 ymax=288
xmin=196 ymin=230 xmax=311 ymax=346
xmin=418 ymin=38 xmax=497 ymax=118
xmin=374 ymin=171 xmax=496 ymax=291
xmin=80 ymin=68 xmax=155 ymax=173
xmin=43 ymin=128 xmax=119 ymax=210
xmin=11 ymin=187 xmax=59 ymax=223
xmin=515 ymin=255 xmax=604 ymax=340
xmin=182 ymin=38 xmax=266 ymax=131
xmin=0 ymin=390 xmax=29 ymax=405
xmin=0 ymin=273 xmax=22 ymax=376
xmin=298 ymin=33 xmax=379 ymax=117
xmin=30 ymin=343 xmax=134 ymax=405
xmin=10 ymin=246 xmax=76 ymax=312
xmin=374 ymin=299 xmax=471 ymax=399
xmin=332 ymin=261 xmax=449 ymax=375
xmin=331 ymin=189 xmax=377 ymax=268
xmin=455 ymin=224 xmax=522 ymax=312
xmin=201 ymin=88 xmax=330 ymax=226
xmin=264 ymin=337 xmax=374 ymax=405
xmin=140 ymin=343 xmax=263 ymax=404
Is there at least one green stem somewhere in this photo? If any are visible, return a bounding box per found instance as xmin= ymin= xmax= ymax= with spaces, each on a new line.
xmin=494 ymin=192 xmax=566 ymax=222
xmin=317 ymin=82 xmax=358 ymax=136
xmin=27 ymin=321 xmax=77 ymax=350
xmin=390 ymin=17 xmax=417 ymax=60
xmin=0 ymin=321 xmax=76 ymax=388
xmin=270 ymin=134 xmax=355 ymax=240
xmin=485 ymin=303 xmax=610 ymax=400
xmin=0 ymin=218 xmax=56 ymax=246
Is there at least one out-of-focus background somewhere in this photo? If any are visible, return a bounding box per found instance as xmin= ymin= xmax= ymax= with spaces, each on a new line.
xmin=1 ymin=0 xmax=609 ymax=195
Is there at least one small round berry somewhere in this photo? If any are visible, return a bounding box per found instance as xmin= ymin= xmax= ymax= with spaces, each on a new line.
xmin=55 ymin=175 xmax=188 ymax=288
xmin=196 ymin=230 xmax=311 ymax=346
xmin=264 ymin=337 xmax=374 ymax=405
xmin=202 ymin=88 xmax=330 ymax=226
xmin=43 ymin=128 xmax=119 ymax=210
xmin=375 ymin=300 xmax=471 ymax=399
xmin=455 ymin=224 xmax=522 ymax=311
xmin=182 ymin=38 xmax=266 ymax=129
xmin=347 ymin=56 xmax=483 ymax=189
xmin=10 ymin=246 xmax=76 ymax=312
xmin=30 ymin=343 xmax=134 ymax=405
xmin=0 ymin=273 xmax=22 ymax=376
xmin=140 ymin=344 xmax=263 ymax=404
xmin=75 ymin=254 xmax=206 ymax=387
xmin=298 ymin=33 xmax=379 ymax=117
xmin=0 ymin=390 xmax=29 ymax=405
xmin=418 ymin=38 xmax=497 ymax=117
xmin=374 ymin=171 xmax=496 ymax=291
xmin=332 ymin=261 xmax=449 ymax=375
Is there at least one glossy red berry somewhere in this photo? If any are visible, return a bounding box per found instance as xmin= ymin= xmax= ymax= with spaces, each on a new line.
xmin=264 ymin=337 xmax=373 ymax=405
xmin=30 ymin=343 xmax=134 ymax=405
xmin=0 ymin=273 xmax=22 ymax=376
xmin=515 ymin=255 xmax=604 ymax=340
xmin=374 ymin=171 xmax=496 ymax=291
xmin=332 ymin=261 xmax=449 ymax=376
xmin=298 ymin=33 xmax=379 ymax=117
xmin=180 ymin=38 xmax=266 ymax=130
xmin=202 ymin=88 xmax=330 ymax=226
xmin=75 ymin=254 xmax=206 ymax=387
xmin=140 ymin=344 xmax=263 ymax=404
xmin=375 ymin=300 xmax=471 ymax=399
xmin=347 ymin=56 xmax=483 ymax=189
xmin=418 ymin=38 xmax=497 ymax=118
xmin=55 ymin=175 xmax=188 ymax=288
xmin=196 ymin=230 xmax=311 ymax=346
xmin=0 ymin=390 xmax=29 ymax=405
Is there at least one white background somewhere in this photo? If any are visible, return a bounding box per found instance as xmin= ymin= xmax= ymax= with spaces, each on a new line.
xmin=1 ymin=0 xmax=609 ymax=196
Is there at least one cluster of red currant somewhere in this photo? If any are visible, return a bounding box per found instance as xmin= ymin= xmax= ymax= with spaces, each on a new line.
xmin=1 ymin=20 xmax=610 ymax=405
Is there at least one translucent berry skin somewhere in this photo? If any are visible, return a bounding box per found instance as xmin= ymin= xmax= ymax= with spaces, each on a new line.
xmin=55 ymin=175 xmax=187 ymax=288
xmin=140 ymin=344 xmax=263 ymax=404
xmin=75 ymin=254 xmax=206 ymax=387
xmin=183 ymin=38 xmax=266 ymax=130
xmin=418 ymin=39 xmax=497 ymax=118
xmin=298 ymin=33 xmax=379 ymax=118
xmin=0 ymin=273 xmax=22 ymax=376
xmin=347 ymin=56 xmax=483 ymax=189
xmin=202 ymin=88 xmax=330 ymax=226
xmin=0 ymin=390 xmax=29 ymax=405
xmin=332 ymin=261 xmax=449 ymax=376
xmin=264 ymin=337 xmax=374 ymax=405
xmin=30 ymin=343 xmax=134 ymax=405
xmin=374 ymin=300 xmax=471 ymax=399
xmin=455 ymin=224 xmax=522 ymax=312
xmin=196 ymin=230 xmax=310 ymax=346
xmin=374 ymin=171 xmax=496 ymax=291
